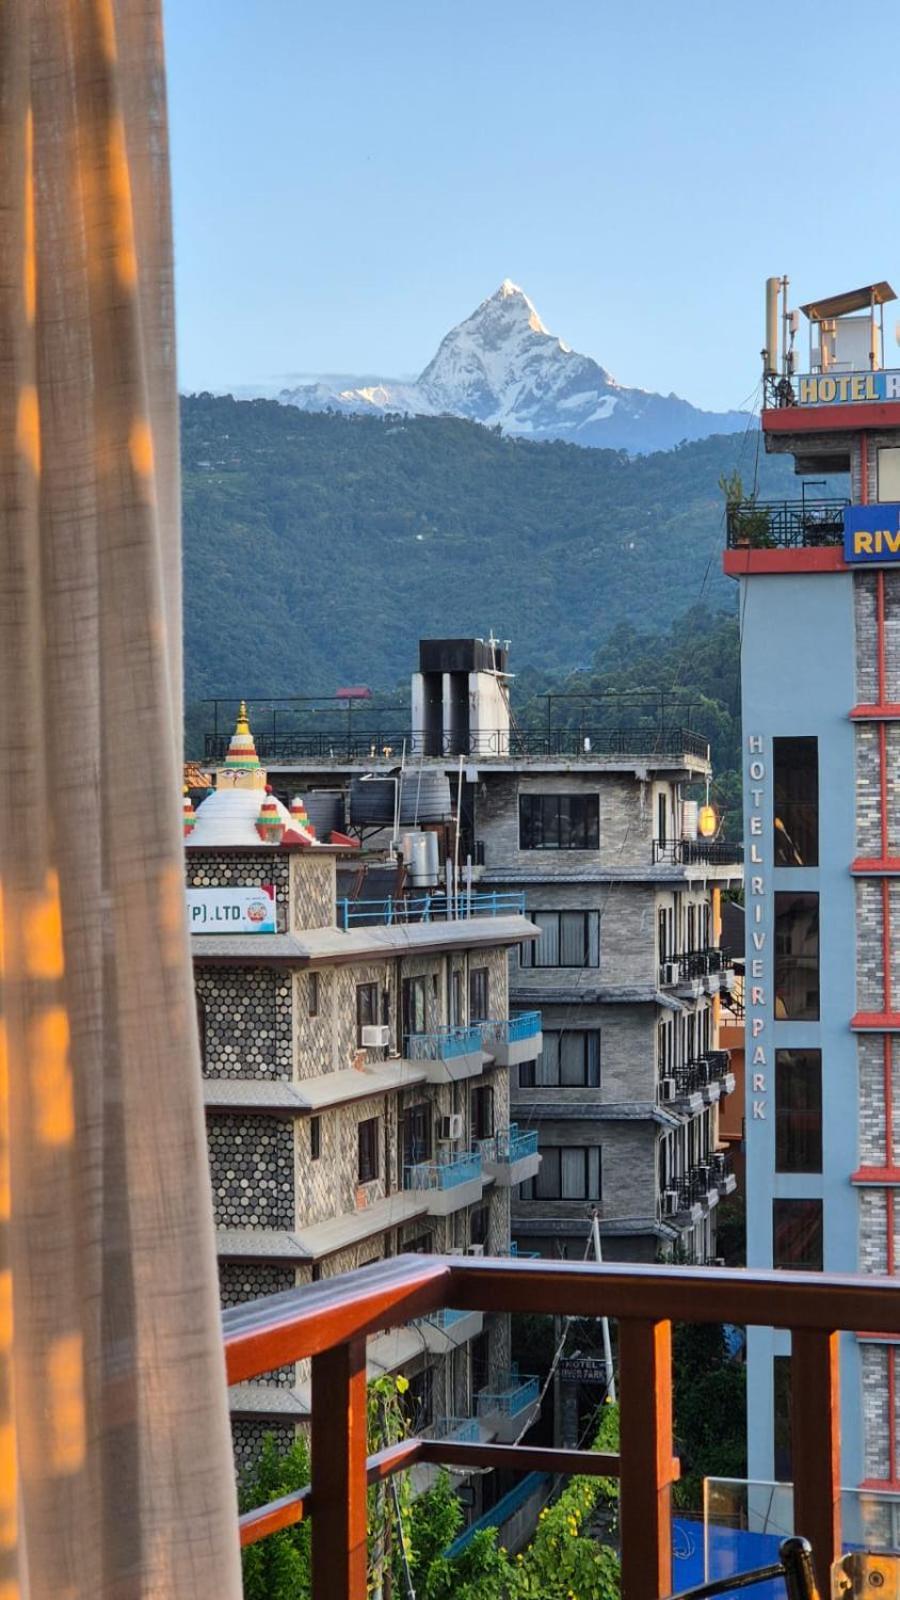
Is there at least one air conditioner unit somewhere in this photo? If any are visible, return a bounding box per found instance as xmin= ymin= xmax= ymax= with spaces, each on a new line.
xmin=361 ymin=1023 xmax=390 ymax=1048
xmin=659 ymin=1076 xmax=676 ymax=1102
xmin=438 ymin=1114 xmax=464 ymax=1141
xmin=468 ymin=1243 xmax=485 ymax=1257
xmin=660 ymin=962 xmax=679 ymax=986
xmin=662 ymin=1188 xmax=679 ymax=1217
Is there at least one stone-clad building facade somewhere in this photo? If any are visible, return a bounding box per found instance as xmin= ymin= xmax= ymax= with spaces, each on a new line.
xmin=186 ymin=710 xmax=542 ymax=1475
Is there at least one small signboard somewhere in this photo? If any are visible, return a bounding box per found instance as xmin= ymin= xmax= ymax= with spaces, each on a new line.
xmin=844 ymin=503 xmax=900 ymax=564
xmin=558 ymin=1356 xmax=607 ymax=1385
xmin=187 ymin=884 xmax=276 ymax=934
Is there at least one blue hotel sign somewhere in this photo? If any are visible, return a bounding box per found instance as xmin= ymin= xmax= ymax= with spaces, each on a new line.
xmin=844 ymin=503 xmax=900 ymax=563
xmin=797 ymin=370 xmax=900 ymax=405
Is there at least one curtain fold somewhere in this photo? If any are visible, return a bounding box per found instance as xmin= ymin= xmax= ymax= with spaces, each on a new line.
xmin=0 ymin=3 xmax=242 ymax=1595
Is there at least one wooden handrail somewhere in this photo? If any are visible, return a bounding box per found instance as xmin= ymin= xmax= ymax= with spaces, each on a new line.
xmin=225 ymin=1254 xmax=900 ymax=1600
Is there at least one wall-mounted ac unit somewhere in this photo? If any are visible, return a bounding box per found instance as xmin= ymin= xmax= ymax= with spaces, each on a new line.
xmin=468 ymin=1243 xmax=485 ymax=1257
xmin=660 ymin=1076 xmax=676 ymax=1102
xmin=660 ymin=962 xmax=679 ymax=986
xmin=438 ymin=1113 xmax=464 ymax=1141
xmin=662 ymin=1188 xmax=679 ymax=1217
xmin=361 ymin=1024 xmax=390 ymax=1049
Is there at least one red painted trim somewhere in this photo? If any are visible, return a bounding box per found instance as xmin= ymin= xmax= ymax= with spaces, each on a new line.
xmin=851 ymin=858 xmax=900 ymax=875
xmin=723 ymin=548 xmax=847 ymax=578
xmin=860 ymin=1477 xmax=900 ymax=1491
xmin=763 ymin=402 xmax=900 ymax=434
xmin=850 ymin=1166 xmax=900 ymax=1185
xmin=851 ymin=1012 xmax=900 ymax=1030
xmin=850 ymin=704 xmax=900 ymax=720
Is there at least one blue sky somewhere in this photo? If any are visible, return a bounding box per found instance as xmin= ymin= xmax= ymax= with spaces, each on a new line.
xmin=165 ymin=0 xmax=899 ymax=411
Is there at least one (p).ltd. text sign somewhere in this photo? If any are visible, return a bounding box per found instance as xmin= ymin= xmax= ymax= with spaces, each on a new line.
xmin=187 ymin=884 xmax=276 ymax=934
xmin=844 ymin=503 xmax=900 ymax=564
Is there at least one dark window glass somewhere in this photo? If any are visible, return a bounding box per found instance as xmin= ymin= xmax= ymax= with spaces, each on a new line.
xmin=471 ymin=1329 xmax=491 ymax=1391
xmin=402 ymin=976 xmax=428 ymax=1038
xmin=196 ymin=994 xmax=207 ymax=1068
xmin=773 ymin=1198 xmax=823 ymax=1270
xmin=406 ymin=1365 xmax=433 ymax=1431
xmin=471 ymin=1085 xmax=494 ymax=1141
xmin=775 ymin=1050 xmax=822 ymax=1173
xmin=308 ymin=972 xmax=319 ymax=1018
xmin=519 ymin=793 xmax=600 ymax=851
xmin=519 ymin=1058 xmax=536 ymax=1089
xmin=774 ymin=892 xmax=820 ymax=1020
xmin=402 ymin=1102 xmax=432 ymax=1167
xmin=773 ymin=1355 xmax=792 ymax=1482
xmin=405 ymin=1231 xmax=433 ymax=1254
xmin=358 ymin=1116 xmax=380 ymax=1184
xmin=469 ymin=966 xmax=489 ymax=1021
xmin=526 ymin=1029 xmax=601 ymax=1087
xmin=520 ymin=911 xmax=600 ymax=968
xmin=658 ymin=909 xmax=667 ymax=963
xmin=450 ymin=970 xmax=462 ymax=1026
xmin=774 ymin=737 xmax=818 ymax=867
xmin=470 ymin=1205 xmax=490 ymax=1247
xmin=521 ymin=1146 xmax=601 ymax=1201
xmin=657 ymin=791 xmax=667 ymax=847
xmin=310 ymin=1116 xmax=321 ymax=1161
xmin=356 ymin=982 xmax=379 ymax=1044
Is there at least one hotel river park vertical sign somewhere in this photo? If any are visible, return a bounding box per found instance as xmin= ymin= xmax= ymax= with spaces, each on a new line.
xmin=746 ymin=734 xmax=768 ymax=1122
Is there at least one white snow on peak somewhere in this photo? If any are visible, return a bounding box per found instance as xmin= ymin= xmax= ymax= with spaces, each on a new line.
xmin=274 ymin=283 xmax=749 ymax=453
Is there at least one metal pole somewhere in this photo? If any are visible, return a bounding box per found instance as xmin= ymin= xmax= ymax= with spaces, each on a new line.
xmin=591 ymin=1210 xmax=617 ymax=1402
xmin=453 ymin=754 xmax=464 ymax=918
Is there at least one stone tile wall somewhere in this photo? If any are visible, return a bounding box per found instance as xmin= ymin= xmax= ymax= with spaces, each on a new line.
xmin=209 ymin=1114 xmax=295 ymax=1229
xmin=197 ymin=967 xmax=292 ymax=1079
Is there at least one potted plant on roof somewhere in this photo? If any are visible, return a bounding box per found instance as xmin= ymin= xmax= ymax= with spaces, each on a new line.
xmin=720 ymin=470 xmax=774 ymax=548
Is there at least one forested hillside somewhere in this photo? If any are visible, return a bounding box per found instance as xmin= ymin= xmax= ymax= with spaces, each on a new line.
xmin=181 ymin=394 xmax=790 ymax=699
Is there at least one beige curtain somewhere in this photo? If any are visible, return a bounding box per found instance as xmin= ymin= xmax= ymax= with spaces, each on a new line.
xmin=0 ymin=3 xmax=242 ymax=1596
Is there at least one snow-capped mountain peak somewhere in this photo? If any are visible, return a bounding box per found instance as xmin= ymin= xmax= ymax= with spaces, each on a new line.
xmin=275 ymin=283 xmax=748 ymax=453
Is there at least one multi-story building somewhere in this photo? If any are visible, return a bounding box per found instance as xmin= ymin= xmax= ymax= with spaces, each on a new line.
xmin=206 ymin=640 xmax=743 ymax=1273
xmin=185 ymin=706 xmax=543 ymax=1476
xmin=726 ymin=274 xmax=900 ymax=1498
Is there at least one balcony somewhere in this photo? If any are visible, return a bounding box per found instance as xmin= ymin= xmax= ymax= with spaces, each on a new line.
xmin=402 ymin=1150 xmax=484 ymax=1215
xmin=225 ymin=1253 xmax=900 ymax=1599
xmin=404 ymin=1023 xmax=485 ymax=1083
xmin=711 ymin=1148 xmax=737 ymax=1196
xmin=417 ymin=1305 xmax=484 ymax=1352
xmin=478 ymin=1124 xmax=541 ymax=1188
xmin=479 ymin=1010 xmax=542 ymax=1067
xmin=475 ymin=1369 xmax=541 ymax=1443
xmin=338 ymin=890 xmax=526 ymax=929
xmin=652 ymin=838 xmax=744 ymax=868
xmin=725 ymin=497 xmax=850 ymax=551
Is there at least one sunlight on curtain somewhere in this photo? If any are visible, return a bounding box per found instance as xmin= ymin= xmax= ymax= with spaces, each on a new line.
xmin=0 ymin=3 xmax=242 ymax=1595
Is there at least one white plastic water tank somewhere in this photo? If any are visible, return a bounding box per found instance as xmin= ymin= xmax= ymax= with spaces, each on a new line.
xmin=681 ymin=800 xmax=699 ymax=841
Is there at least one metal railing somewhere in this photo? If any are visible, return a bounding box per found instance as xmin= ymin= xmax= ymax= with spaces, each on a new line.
xmin=427 ymin=1416 xmax=480 ymax=1444
xmin=478 ymin=1125 xmax=540 ymax=1164
xmin=403 ymin=1150 xmax=482 ymax=1192
xmin=422 ymin=1307 xmax=472 ymax=1331
xmin=652 ymin=838 xmax=744 ymax=867
xmin=338 ymin=890 xmax=526 ymax=929
xmin=404 ymin=1024 xmax=483 ymax=1062
xmin=480 ymin=1010 xmax=542 ymax=1047
xmin=726 ymin=498 xmax=850 ymax=551
xmin=204 ymin=725 xmax=711 ymax=764
xmin=476 ymin=1371 xmax=540 ymax=1418
xmin=224 ymin=1253 xmax=900 ymax=1599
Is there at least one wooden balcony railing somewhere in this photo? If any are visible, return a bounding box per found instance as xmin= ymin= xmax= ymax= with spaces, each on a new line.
xmin=222 ymin=1253 xmax=900 ymax=1600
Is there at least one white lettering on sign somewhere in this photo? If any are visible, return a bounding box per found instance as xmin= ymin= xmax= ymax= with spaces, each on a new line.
xmin=750 ymin=815 xmax=762 ymax=835
xmin=751 ymin=959 xmax=764 ymax=977
xmin=186 ymin=885 xmax=277 ymax=934
xmin=752 ymin=1046 xmax=767 ymax=1066
xmin=752 ymin=1100 xmax=767 ymax=1119
xmin=753 ymin=1073 xmax=767 ymax=1092
xmin=746 ymin=733 xmax=770 ymax=1123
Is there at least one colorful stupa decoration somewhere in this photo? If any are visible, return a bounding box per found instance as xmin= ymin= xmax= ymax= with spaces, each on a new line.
xmin=256 ymin=785 xmax=286 ymax=845
xmin=183 ymin=786 xmax=197 ymax=837
xmin=223 ymin=701 xmax=261 ymax=773
xmin=290 ymin=795 xmax=316 ymax=838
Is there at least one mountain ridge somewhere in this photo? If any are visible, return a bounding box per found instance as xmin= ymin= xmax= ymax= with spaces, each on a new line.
xmin=273 ymin=281 xmax=748 ymax=454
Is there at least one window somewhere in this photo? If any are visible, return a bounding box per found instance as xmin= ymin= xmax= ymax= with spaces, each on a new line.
xmin=657 ymin=791 xmax=667 ymax=847
xmin=307 ymin=971 xmax=319 ymax=1018
xmin=470 ymin=1085 xmax=494 ymax=1141
xmin=195 ymin=993 xmax=207 ymax=1068
xmin=773 ymin=1356 xmax=792 ymax=1482
xmin=470 ymin=1205 xmax=489 ymax=1248
xmin=520 ymin=911 xmax=600 ymax=968
xmin=469 ymin=966 xmax=489 ymax=1021
xmin=450 ymin=969 xmax=463 ymax=1026
xmin=356 ymin=982 xmax=379 ymax=1044
xmin=521 ymin=1146 xmax=601 ymax=1201
xmin=774 ymin=892 xmax=819 ymax=1020
xmin=401 ymin=975 xmax=428 ymax=1038
xmin=471 ymin=1329 xmax=491 ymax=1391
xmin=519 ymin=792 xmax=599 ymax=851
xmin=775 ymin=1050 xmax=822 ymax=1173
xmin=309 ymin=1117 xmax=321 ymax=1161
xmin=773 ymin=738 xmax=818 ymax=866
xmin=406 ymin=1365 xmax=433 ymax=1431
xmin=402 ymin=1102 xmax=432 ymax=1167
xmin=519 ymin=1029 xmax=601 ymax=1088
xmin=773 ymin=1198 xmax=823 ymax=1270
xmin=358 ymin=1116 xmax=380 ymax=1184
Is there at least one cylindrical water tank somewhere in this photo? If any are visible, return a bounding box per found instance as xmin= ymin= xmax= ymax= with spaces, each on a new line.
xmin=398 ymin=769 xmax=453 ymax=825
xmin=681 ymin=800 xmax=699 ymax=841
xmin=304 ymin=790 xmax=344 ymax=838
xmin=349 ymin=776 xmax=396 ymax=826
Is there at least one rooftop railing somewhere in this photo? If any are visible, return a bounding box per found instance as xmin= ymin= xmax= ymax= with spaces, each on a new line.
xmin=203 ymin=725 xmax=711 ymax=765
xmin=223 ymin=1252 xmax=900 ymax=1600
xmin=403 ymin=1150 xmax=482 ymax=1192
xmin=337 ymin=890 xmax=526 ymax=929
xmin=725 ymin=497 xmax=850 ymax=551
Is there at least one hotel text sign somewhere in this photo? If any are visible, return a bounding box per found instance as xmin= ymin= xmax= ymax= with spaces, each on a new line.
xmin=844 ymin=503 xmax=900 ymax=564
xmin=746 ymin=735 xmax=768 ymax=1122
xmin=796 ymin=370 xmax=900 ymax=405
xmin=187 ymin=884 xmax=276 ymax=934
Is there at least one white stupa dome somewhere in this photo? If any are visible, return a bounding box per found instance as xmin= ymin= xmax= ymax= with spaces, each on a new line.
xmin=189 ymin=787 xmax=293 ymax=848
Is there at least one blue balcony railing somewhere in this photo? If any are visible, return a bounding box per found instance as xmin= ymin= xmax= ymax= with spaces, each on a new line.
xmin=403 ymin=1151 xmax=483 ymax=1192
xmin=404 ymin=1024 xmax=483 ymax=1062
xmin=479 ymin=1125 xmax=539 ymax=1163
xmin=428 ymin=1416 xmax=480 ymax=1444
xmin=476 ymin=1372 xmax=540 ymax=1418
xmin=480 ymin=1011 xmax=541 ymax=1050
xmin=423 ymin=1307 xmax=471 ymax=1331
xmin=338 ymin=891 xmax=526 ymax=930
